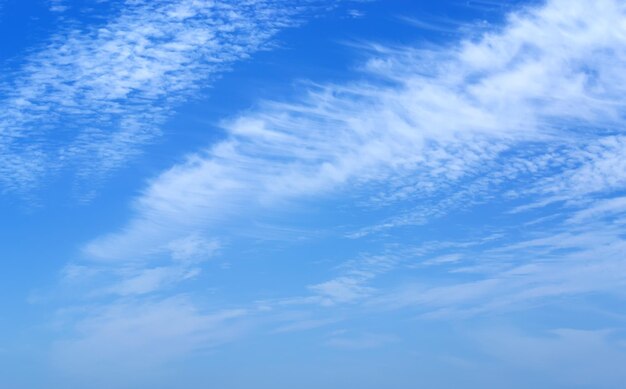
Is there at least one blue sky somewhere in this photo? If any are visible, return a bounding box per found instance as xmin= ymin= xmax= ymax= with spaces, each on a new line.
xmin=2 ymin=0 xmax=626 ymax=387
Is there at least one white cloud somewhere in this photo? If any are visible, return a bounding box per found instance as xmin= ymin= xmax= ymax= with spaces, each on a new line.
xmin=0 ymin=0 xmax=320 ymax=195
xmin=167 ymin=235 xmax=220 ymax=263
xmin=363 ymin=221 xmax=626 ymax=318
xmin=309 ymin=276 xmax=374 ymax=305
xmin=567 ymin=196 xmax=626 ymax=224
xmin=63 ymin=233 xmax=220 ymax=297
xmin=104 ymin=266 xmax=202 ymax=296
xmin=346 ymin=9 xmax=364 ymax=19
xmin=48 ymin=0 xmax=69 ymax=12
xmin=81 ymin=0 xmax=626 ymax=266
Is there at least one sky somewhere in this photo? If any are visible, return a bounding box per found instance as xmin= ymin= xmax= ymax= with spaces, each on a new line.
xmin=1 ymin=0 xmax=626 ymax=387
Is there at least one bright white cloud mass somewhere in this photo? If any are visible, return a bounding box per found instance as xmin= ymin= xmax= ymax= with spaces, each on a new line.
xmin=2 ymin=0 xmax=626 ymax=388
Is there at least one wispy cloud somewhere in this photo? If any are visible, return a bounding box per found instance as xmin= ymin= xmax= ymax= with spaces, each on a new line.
xmin=48 ymin=0 xmax=626 ymax=377
xmin=52 ymin=296 xmax=248 ymax=383
xmin=367 ymin=224 xmax=626 ymax=318
xmin=48 ymin=0 xmax=69 ymax=13
xmin=84 ymin=0 xmax=626 ymax=262
xmin=472 ymin=328 xmax=626 ymax=388
xmin=0 ymin=0 xmax=320 ymax=196
xmin=325 ymin=331 xmax=397 ymax=349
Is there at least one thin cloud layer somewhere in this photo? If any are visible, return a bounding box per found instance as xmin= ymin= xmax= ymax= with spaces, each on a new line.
xmin=52 ymin=296 xmax=247 ymax=382
xmin=0 ymin=0 xmax=318 ymax=194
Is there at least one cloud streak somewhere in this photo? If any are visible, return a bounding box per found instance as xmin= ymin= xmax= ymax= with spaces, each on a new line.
xmin=85 ymin=0 xmax=626 ymax=262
